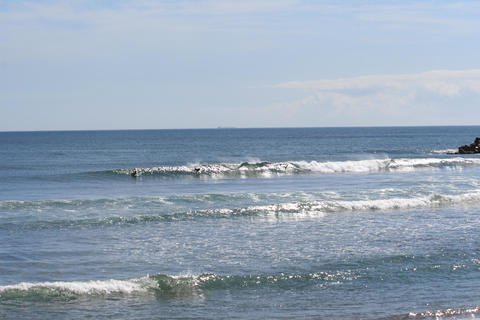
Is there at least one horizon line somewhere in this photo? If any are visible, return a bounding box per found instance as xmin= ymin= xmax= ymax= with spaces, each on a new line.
xmin=1 ymin=124 xmax=480 ymax=134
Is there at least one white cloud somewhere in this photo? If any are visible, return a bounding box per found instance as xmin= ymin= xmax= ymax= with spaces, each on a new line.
xmin=272 ymin=69 xmax=480 ymax=96
xmin=3 ymin=1 xmax=480 ymax=129
xmin=262 ymin=69 xmax=480 ymax=126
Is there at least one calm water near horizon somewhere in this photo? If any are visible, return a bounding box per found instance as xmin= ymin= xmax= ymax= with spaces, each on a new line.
xmin=1 ymin=126 xmax=480 ymax=319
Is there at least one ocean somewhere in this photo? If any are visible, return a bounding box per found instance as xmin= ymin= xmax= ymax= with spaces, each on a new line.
xmin=1 ymin=126 xmax=480 ymax=319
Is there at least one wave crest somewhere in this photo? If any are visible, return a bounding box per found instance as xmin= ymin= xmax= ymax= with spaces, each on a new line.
xmin=117 ymin=157 xmax=480 ymax=177
xmin=0 ymin=271 xmax=356 ymax=302
xmin=0 ymin=277 xmax=156 ymax=302
xmin=3 ymin=191 xmax=480 ymax=230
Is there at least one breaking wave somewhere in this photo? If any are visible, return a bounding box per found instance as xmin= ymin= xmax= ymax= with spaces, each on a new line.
xmin=3 ymin=191 xmax=480 ymax=230
xmin=0 ymin=277 xmax=154 ymax=301
xmin=0 ymin=271 xmax=357 ymax=302
xmin=2 ymin=266 xmax=479 ymax=306
xmin=116 ymin=157 xmax=480 ymax=178
xmin=430 ymin=149 xmax=459 ymax=154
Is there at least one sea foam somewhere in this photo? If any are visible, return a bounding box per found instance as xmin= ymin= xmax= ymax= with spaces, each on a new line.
xmin=0 ymin=277 xmax=155 ymax=295
xmin=118 ymin=157 xmax=480 ymax=177
xmin=4 ymin=191 xmax=480 ymax=230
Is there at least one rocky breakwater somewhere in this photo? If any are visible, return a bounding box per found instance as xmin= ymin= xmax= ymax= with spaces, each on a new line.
xmin=456 ymin=137 xmax=480 ymax=154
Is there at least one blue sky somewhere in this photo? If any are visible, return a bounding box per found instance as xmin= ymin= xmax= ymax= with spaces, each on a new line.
xmin=1 ymin=0 xmax=480 ymax=130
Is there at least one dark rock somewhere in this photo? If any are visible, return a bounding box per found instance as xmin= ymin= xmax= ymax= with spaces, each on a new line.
xmin=456 ymin=137 xmax=480 ymax=154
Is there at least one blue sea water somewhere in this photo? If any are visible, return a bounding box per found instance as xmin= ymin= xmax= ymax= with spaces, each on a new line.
xmin=1 ymin=126 xmax=480 ymax=319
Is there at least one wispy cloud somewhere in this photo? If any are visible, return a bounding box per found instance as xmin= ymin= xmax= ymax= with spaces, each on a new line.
xmin=4 ymin=0 xmax=480 ymax=28
xmin=261 ymin=69 xmax=480 ymax=126
xmin=3 ymin=1 xmax=480 ymax=129
xmin=272 ymin=70 xmax=480 ymax=96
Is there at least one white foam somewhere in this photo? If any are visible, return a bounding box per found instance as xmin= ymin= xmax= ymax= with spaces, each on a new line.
xmin=294 ymin=157 xmax=480 ymax=174
xmin=409 ymin=306 xmax=480 ymax=318
xmin=431 ymin=148 xmax=459 ymax=154
xmin=121 ymin=157 xmax=480 ymax=177
xmin=388 ymin=157 xmax=479 ymax=167
xmin=241 ymin=191 xmax=480 ymax=216
xmin=0 ymin=277 xmax=157 ymax=295
xmin=293 ymin=159 xmax=390 ymax=173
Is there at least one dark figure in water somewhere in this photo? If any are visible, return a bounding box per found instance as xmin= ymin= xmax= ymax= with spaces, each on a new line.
xmin=131 ymin=169 xmax=138 ymax=177
xmin=194 ymin=168 xmax=201 ymax=173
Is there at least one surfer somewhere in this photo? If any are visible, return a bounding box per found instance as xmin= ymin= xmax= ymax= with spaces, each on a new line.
xmin=385 ymin=159 xmax=395 ymax=170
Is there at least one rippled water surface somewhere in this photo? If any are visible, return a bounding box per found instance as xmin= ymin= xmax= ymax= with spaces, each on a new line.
xmin=1 ymin=127 xmax=480 ymax=319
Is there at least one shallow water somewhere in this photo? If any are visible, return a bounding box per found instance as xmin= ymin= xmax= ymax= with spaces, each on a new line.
xmin=1 ymin=126 xmax=480 ymax=319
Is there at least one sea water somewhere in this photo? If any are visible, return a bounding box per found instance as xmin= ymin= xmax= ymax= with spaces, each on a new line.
xmin=1 ymin=126 xmax=480 ymax=319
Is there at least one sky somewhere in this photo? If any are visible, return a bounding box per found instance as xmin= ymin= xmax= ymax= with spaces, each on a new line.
xmin=1 ymin=0 xmax=480 ymax=131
